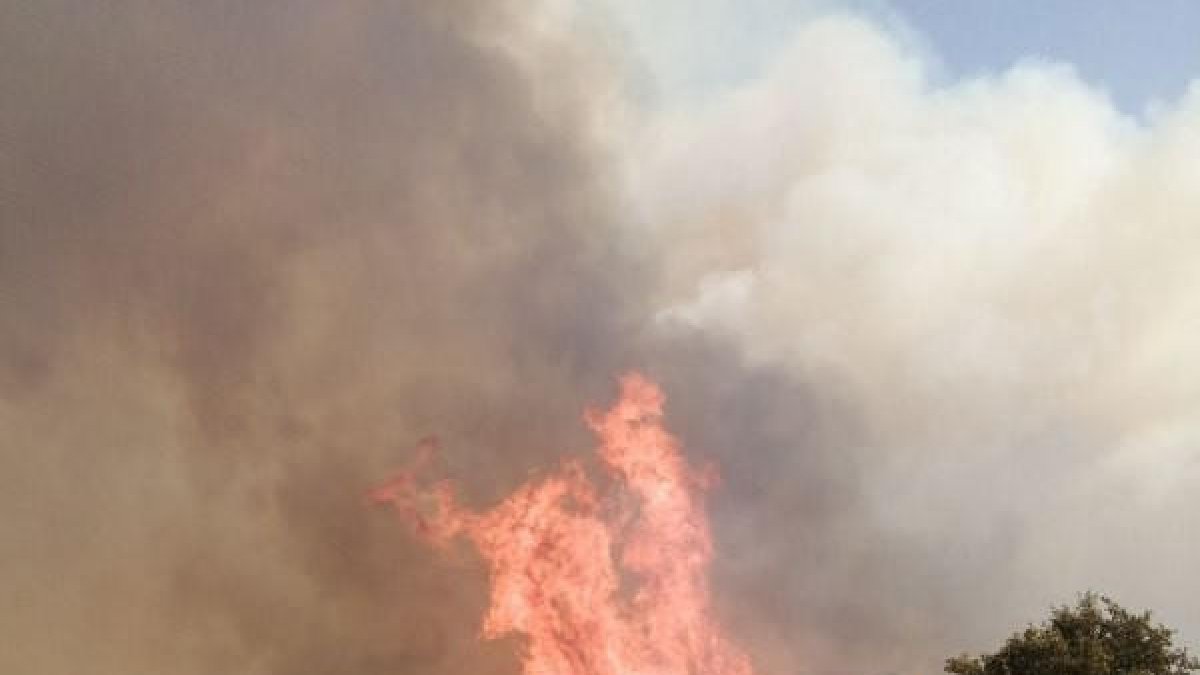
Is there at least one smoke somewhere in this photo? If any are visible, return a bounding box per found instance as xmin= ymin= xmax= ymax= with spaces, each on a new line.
xmin=1 ymin=2 xmax=644 ymax=673
xmin=2 ymin=3 xmax=1198 ymax=675
xmin=627 ymin=12 xmax=1200 ymax=673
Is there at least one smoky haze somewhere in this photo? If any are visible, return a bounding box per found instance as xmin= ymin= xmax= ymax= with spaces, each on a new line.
xmin=2 ymin=2 xmax=1198 ymax=675
xmin=2 ymin=2 xmax=644 ymax=673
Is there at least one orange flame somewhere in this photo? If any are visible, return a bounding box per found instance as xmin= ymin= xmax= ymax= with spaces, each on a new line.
xmin=370 ymin=372 xmax=756 ymax=675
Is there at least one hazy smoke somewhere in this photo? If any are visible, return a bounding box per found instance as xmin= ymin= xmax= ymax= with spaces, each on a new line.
xmin=2 ymin=2 xmax=643 ymax=673
xmin=2 ymin=3 xmax=1198 ymax=675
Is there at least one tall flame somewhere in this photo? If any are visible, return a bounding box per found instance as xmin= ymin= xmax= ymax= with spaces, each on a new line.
xmin=370 ymin=372 xmax=756 ymax=675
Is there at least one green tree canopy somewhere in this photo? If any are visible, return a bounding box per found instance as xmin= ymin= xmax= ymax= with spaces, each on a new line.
xmin=946 ymin=593 xmax=1199 ymax=675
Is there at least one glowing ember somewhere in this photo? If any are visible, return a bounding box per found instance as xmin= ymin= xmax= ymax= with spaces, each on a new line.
xmin=370 ymin=372 xmax=756 ymax=675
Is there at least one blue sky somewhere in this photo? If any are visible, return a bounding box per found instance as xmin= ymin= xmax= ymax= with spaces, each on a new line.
xmin=890 ymin=0 xmax=1200 ymax=113
xmin=602 ymin=0 xmax=1200 ymax=114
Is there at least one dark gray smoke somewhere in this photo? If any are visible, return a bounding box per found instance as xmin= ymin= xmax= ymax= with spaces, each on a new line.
xmin=0 ymin=3 xmax=896 ymax=672
xmin=1 ymin=2 xmax=645 ymax=673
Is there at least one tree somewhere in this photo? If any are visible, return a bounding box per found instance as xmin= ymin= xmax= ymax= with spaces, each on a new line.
xmin=946 ymin=592 xmax=1199 ymax=675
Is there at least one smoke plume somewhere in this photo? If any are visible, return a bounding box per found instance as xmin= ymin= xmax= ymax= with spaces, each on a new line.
xmin=2 ymin=3 xmax=1198 ymax=675
xmin=2 ymin=2 xmax=642 ymax=673
xmin=628 ymin=13 xmax=1200 ymax=672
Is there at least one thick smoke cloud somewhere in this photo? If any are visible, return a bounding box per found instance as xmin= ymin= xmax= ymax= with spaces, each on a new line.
xmin=629 ymin=13 xmax=1200 ymax=673
xmin=4 ymin=3 xmax=1199 ymax=675
xmin=1 ymin=2 xmax=645 ymax=673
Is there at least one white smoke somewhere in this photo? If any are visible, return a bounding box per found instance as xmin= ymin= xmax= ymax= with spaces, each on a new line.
xmin=623 ymin=12 xmax=1200 ymax=671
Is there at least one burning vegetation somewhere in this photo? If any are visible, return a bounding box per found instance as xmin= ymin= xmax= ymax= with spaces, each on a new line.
xmin=371 ymin=373 xmax=755 ymax=675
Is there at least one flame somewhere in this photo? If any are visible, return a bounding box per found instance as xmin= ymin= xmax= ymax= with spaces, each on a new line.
xmin=370 ymin=372 xmax=756 ymax=675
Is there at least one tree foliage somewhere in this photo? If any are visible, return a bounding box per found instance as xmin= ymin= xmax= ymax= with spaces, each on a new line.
xmin=946 ymin=593 xmax=1199 ymax=675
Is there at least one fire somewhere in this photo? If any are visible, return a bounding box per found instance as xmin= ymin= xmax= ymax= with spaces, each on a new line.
xmin=370 ymin=372 xmax=755 ymax=675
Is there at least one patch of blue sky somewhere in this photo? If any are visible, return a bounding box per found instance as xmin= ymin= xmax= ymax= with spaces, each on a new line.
xmin=597 ymin=0 xmax=1200 ymax=116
